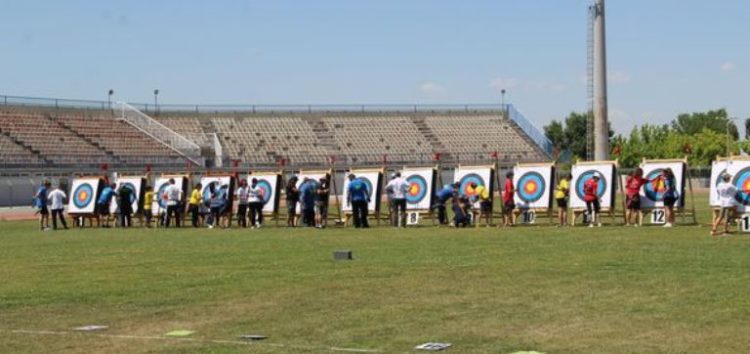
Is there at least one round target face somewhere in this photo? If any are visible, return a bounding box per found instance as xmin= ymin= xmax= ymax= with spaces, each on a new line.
xmin=156 ymin=183 xmax=170 ymax=209
xmin=732 ymin=167 xmax=750 ymax=205
xmin=257 ymin=179 xmax=273 ymax=205
xmin=458 ymin=173 xmax=485 ymax=197
xmin=405 ymin=175 xmax=428 ymax=205
xmin=73 ymin=183 xmax=94 ymax=209
xmin=575 ymin=170 xmax=607 ymax=200
xmin=643 ymin=169 xmax=667 ymax=202
xmin=119 ymin=182 xmax=137 ymax=205
xmin=203 ymin=181 xmax=229 ymax=203
xmin=516 ymin=171 xmax=546 ymax=203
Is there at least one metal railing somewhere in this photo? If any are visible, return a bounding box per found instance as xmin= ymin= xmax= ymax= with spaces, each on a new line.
xmin=505 ymin=104 xmax=554 ymax=157
xmin=116 ymin=102 xmax=203 ymax=165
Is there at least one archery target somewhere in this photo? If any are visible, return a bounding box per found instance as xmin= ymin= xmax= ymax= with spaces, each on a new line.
xmin=294 ymin=171 xmax=331 ymax=214
xmin=342 ymin=170 xmax=383 ymax=213
xmin=152 ymin=176 xmax=189 ymax=216
xmin=454 ymin=166 xmax=493 ymax=208
xmin=402 ymin=167 xmax=436 ymax=211
xmin=639 ymin=161 xmax=686 ymax=208
xmin=513 ymin=165 xmax=554 ymax=209
xmin=109 ymin=177 xmax=145 ymax=214
xmin=732 ymin=166 xmax=750 ymax=208
xmin=201 ymin=176 xmax=235 ymax=211
xmin=68 ymin=177 xmax=102 ymax=214
xmin=249 ymin=172 xmax=281 ymax=214
xmin=709 ymin=159 xmax=732 ymax=207
xmin=570 ymin=163 xmax=616 ymax=209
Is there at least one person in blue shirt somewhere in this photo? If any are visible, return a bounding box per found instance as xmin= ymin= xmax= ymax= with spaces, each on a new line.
xmin=347 ymin=174 xmax=371 ymax=228
xmin=208 ymin=184 xmax=228 ymax=229
xmin=299 ymin=178 xmax=319 ymax=227
xmin=33 ymin=180 xmax=51 ymax=231
xmin=433 ymin=182 xmax=459 ymax=225
xmin=96 ymin=183 xmax=117 ymax=228
xmin=452 ymin=196 xmax=471 ymax=228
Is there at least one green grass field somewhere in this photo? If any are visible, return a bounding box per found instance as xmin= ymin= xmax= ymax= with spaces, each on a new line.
xmin=2 ymin=194 xmax=750 ymax=354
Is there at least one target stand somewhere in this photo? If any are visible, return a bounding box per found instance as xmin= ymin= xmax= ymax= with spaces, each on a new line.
xmin=152 ymin=173 xmax=191 ymax=228
xmin=454 ymin=164 xmax=497 ymax=227
xmin=633 ymin=158 xmax=697 ymax=226
xmin=710 ymin=155 xmax=750 ymax=227
xmin=512 ymin=163 xmax=555 ymax=226
xmin=569 ymin=160 xmax=621 ymax=226
xmin=68 ymin=175 xmax=106 ymax=228
xmin=292 ymin=169 xmax=340 ymax=227
xmin=249 ymin=170 xmax=283 ymax=226
xmin=398 ymin=165 xmax=439 ymax=227
xmin=110 ymin=173 xmax=148 ymax=227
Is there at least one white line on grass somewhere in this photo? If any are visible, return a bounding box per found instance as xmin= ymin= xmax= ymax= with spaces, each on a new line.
xmin=2 ymin=329 xmax=382 ymax=353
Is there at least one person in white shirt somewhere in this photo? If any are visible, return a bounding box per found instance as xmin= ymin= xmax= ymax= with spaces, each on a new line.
xmin=712 ymin=173 xmax=737 ymax=236
xmin=47 ymin=184 xmax=68 ymax=230
xmin=163 ymin=179 xmax=183 ymax=228
xmin=248 ymin=178 xmax=263 ymax=228
xmin=385 ymin=172 xmax=409 ymax=227
xmin=235 ymin=179 xmax=249 ymax=228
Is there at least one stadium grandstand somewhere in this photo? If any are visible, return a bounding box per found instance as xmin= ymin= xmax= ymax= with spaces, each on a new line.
xmin=0 ymin=94 xmax=552 ymax=171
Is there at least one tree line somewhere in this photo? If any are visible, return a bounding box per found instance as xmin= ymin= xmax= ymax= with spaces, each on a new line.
xmin=544 ymin=109 xmax=749 ymax=167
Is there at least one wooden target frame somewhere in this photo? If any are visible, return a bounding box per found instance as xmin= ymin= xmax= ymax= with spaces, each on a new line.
xmin=68 ymin=175 xmax=106 ymax=228
xmin=110 ymin=173 xmax=149 ymax=227
xmin=398 ymin=165 xmax=440 ymax=226
xmin=152 ymin=173 xmax=191 ymax=227
xmin=454 ymin=163 xmax=497 ymax=227
xmin=621 ymin=158 xmax=697 ymax=226
xmin=248 ymin=170 xmax=283 ymax=226
xmin=570 ymin=160 xmax=620 ymax=226
xmin=288 ymin=168 xmax=340 ymax=226
xmin=709 ymin=155 xmax=750 ymax=227
xmin=512 ymin=162 xmax=556 ymax=226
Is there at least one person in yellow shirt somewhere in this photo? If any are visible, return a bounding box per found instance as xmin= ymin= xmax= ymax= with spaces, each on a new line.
xmin=188 ymin=183 xmax=203 ymax=228
xmin=555 ymin=174 xmax=571 ymax=226
xmin=471 ymin=182 xmax=493 ymax=227
xmin=142 ymin=185 xmax=154 ymax=228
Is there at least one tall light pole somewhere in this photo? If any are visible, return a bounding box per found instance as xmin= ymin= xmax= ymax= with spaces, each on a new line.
xmin=108 ymin=89 xmax=114 ymax=109
xmin=592 ymin=0 xmax=609 ymax=160
xmin=154 ymin=89 xmax=159 ymax=115
xmin=501 ymin=89 xmax=507 ymax=118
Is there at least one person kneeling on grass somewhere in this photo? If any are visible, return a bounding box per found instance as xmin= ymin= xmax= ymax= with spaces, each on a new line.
xmin=712 ymin=173 xmax=737 ymax=237
xmin=452 ymin=196 xmax=471 ymax=228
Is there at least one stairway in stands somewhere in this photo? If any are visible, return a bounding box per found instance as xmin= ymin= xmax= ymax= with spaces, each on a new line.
xmin=411 ymin=116 xmax=451 ymax=161
xmin=0 ymin=130 xmax=51 ymax=164
xmin=46 ymin=114 xmax=123 ymax=164
xmin=304 ymin=117 xmax=341 ymax=159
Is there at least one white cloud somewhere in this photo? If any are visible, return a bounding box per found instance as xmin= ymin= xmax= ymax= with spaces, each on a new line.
xmin=608 ymin=70 xmax=632 ymax=84
xmin=419 ymin=82 xmax=445 ymax=94
xmin=721 ymin=62 xmax=736 ymax=73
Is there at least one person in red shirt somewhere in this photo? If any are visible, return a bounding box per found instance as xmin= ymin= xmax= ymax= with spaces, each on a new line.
xmin=502 ymin=171 xmax=515 ymax=227
xmin=625 ymin=168 xmax=648 ymax=227
xmin=584 ymin=174 xmax=601 ymax=227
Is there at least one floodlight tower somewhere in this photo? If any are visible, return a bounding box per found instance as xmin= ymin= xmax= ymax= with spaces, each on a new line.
xmin=589 ymin=0 xmax=609 ymax=160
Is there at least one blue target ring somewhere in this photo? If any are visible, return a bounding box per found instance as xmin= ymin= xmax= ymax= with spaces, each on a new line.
xmin=405 ymin=175 xmax=428 ymax=204
xmin=257 ymin=179 xmax=273 ymax=205
xmin=732 ymin=167 xmax=750 ymax=205
xmin=458 ymin=173 xmax=485 ymax=198
xmin=516 ymin=172 xmax=546 ymax=203
xmin=575 ymin=170 xmax=607 ymax=200
xmin=156 ymin=182 xmax=170 ymax=209
xmin=643 ymin=169 xmax=666 ymax=202
xmin=73 ymin=183 xmax=94 ymax=209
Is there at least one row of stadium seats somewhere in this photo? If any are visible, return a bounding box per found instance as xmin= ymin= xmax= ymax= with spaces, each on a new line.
xmin=0 ymin=134 xmax=45 ymax=165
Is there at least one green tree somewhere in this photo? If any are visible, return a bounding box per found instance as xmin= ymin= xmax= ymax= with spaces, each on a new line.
xmin=671 ymin=108 xmax=738 ymax=139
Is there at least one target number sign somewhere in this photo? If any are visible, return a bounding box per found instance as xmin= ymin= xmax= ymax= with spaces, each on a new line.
xmin=740 ymin=214 xmax=750 ymax=233
xmin=520 ymin=209 xmax=536 ymax=224
xmin=407 ymin=211 xmax=420 ymax=226
xmin=651 ymin=209 xmax=666 ymax=225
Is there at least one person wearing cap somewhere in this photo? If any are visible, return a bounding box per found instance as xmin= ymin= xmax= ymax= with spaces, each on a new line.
xmin=501 ymin=171 xmax=515 ymax=227
xmin=385 ymin=172 xmax=409 ymax=227
xmin=584 ymin=174 xmax=602 ymax=227
xmin=712 ymin=173 xmax=737 ymax=236
xmin=33 ymin=180 xmax=51 ymax=231
xmin=434 ymin=182 xmax=458 ymax=225
xmin=347 ymin=174 xmax=370 ymax=228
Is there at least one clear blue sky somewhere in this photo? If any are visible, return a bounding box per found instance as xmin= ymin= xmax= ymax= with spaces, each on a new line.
xmin=1 ymin=0 xmax=748 ymax=134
